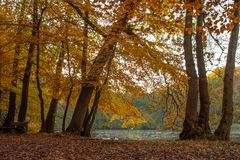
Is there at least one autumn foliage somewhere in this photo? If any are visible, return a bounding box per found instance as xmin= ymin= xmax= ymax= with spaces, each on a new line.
xmin=0 ymin=0 xmax=239 ymax=141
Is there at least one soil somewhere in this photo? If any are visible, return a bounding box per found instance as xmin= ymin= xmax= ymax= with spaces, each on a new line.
xmin=0 ymin=133 xmax=239 ymax=160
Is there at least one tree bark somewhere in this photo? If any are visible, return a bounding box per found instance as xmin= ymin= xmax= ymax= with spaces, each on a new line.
xmin=62 ymin=85 xmax=73 ymax=132
xmin=36 ymin=39 xmax=45 ymax=132
xmin=195 ymin=0 xmax=211 ymax=135
xmin=81 ymin=10 xmax=89 ymax=132
xmin=45 ymin=42 xmax=65 ymax=133
xmin=180 ymin=1 xmax=199 ymax=140
xmin=82 ymin=87 xmax=101 ymax=137
xmin=214 ymin=0 xmax=240 ymax=140
xmin=3 ymin=92 xmax=16 ymax=127
xmin=0 ymin=59 xmax=2 ymax=105
xmin=45 ymin=98 xmax=58 ymax=133
xmin=82 ymin=10 xmax=88 ymax=81
xmin=0 ymin=90 xmax=2 ymax=103
xmin=18 ymin=0 xmax=38 ymax=122
xmin=66 ymin=84 xmax=95 ymax=133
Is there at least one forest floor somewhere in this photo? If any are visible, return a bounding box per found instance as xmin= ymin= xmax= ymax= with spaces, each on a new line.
xmin=0 ymin=134 xmax=240 ymax=160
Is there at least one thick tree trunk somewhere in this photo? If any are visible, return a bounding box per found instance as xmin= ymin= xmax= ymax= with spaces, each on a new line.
xmin=3 ymin=92 xmax=16 ymax=127
xmin=82 ymin=87 xmax=101 ymax=137
xmin=195 ymin=0 xmax=211 ymax=135
xmin=45 ymin=42 xmax=65 ymax=133
xmin=214 ymin=0 xmax=240 ymax=140
xmin=180 ymin=2 xmax=199 ymax=140
xmin=66 ymin=84 xmax=95 ymax=133
xmin=45 ymin=98 xmax=58 ymax=133
xmin=81 ymin=10 xmax=89 ymax=132
xmin=18 ymin=0 xmax=38 ymax=122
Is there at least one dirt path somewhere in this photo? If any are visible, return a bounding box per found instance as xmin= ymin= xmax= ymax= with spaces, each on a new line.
xmin=0 ymin=134 xmax=239 ymax=160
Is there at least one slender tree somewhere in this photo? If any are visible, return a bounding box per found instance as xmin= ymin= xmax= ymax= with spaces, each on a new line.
xmin=81 ymin=10 xmax=90 ymax=132
xmin=62 ymin=38 xmax=73 ymax=132
xmin=36 ymin=41 xmax=45 ymax=131
xmin=215 ymin=0 xmax=240 ymax=140
xmin=180 ymin=0 xmax=199 ymax=139
xmin=18 ymin=0 xmax=38 ymax=122
xmin=34 ymin=1 xmax=47 ymax=132
xmin=195 ymin=0 xmax=211 ymax=135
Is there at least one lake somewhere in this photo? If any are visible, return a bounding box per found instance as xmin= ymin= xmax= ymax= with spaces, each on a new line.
xmin=92 ymin=130 xmax=179 ymax=140
xmin=92 ymin=129 xmax=240 ymax=141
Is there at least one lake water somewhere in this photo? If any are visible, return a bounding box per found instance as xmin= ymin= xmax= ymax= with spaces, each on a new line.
xmin=92 ymin=129 xmax=240 ymax=141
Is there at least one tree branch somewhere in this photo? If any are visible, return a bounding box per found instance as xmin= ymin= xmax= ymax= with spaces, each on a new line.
xmin=65 ymin=0 xmax=107 ymax=38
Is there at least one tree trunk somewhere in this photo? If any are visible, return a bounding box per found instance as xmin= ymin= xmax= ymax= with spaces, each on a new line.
xmin=195 ymin=0 xmax=211 ymax=135
xmin=62 ymin=37 xmax=73 ymax=132
xmin=81 ymin=10 xmax=88 ymax=81
xmin=62 ymin=85 xmax=73 ymax=132
xmin=66 ymin=84 xmax=95 ymax=133
xmin=180 ymin=1 xmax=199 ymax=140
xmin=36 ymin=39 xmax=45 ymax=132
xmin=2 ymin=92 xmax=16 ymax=127
xmin=214 ymin=0 xmax=240 ymax=140
xmin=81 ymin=10 xmax=89 ymax=133
xmin=45 ymin=98 xmax=58 ymax=133
xmin=18 ymin=0 xmax=38 ymax=122
xmin=82 ymin=87 xmax=101 ymax=137
xmin=0 ymin=68 xmax=1 ymax=102
xmin=45 ymin=42 xmax=65 ymax=133
xmin=0 ymin=90 xmax=2 ymax=103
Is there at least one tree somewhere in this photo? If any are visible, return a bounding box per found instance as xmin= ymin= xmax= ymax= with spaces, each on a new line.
xmin=180 ymin=0 xmax=199 ymax=140
xmin=195 ymin=0 xmax=211 ymax=135
xmin=215 ymin=0 xmax=240 ymax=140
xmin=18 ymin=0 xmax=38 ymax=123
xmin=66 ymin=0 xmax=140 ymax=134
xmin=35 ymin=2 xmax=47 ymax=131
